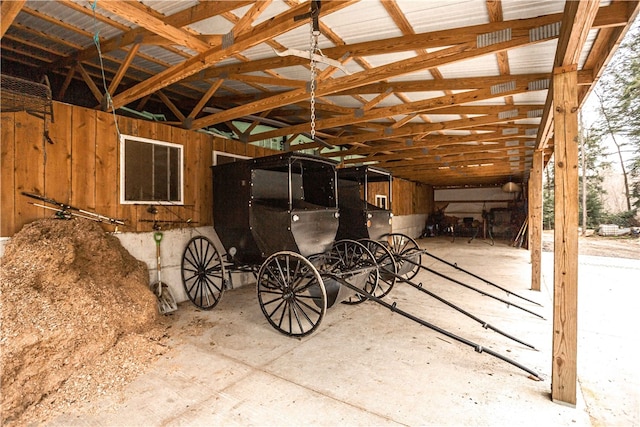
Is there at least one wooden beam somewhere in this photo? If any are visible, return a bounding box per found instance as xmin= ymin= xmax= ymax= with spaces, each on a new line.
xmin=380 ymin=0 xmax=457 ymax=128
xmin=247 ymin=74 xmax=543 ymax=143
xmin=227 ymin=73 xmax=306 ymax=89
xmin=390 ymin=113 xmax=418 ymax=129
xmin=370 ymin=145 xmax=525 ymax=172
xmin=105 ymin=43 xmax=141 ymax=105
xmin=390 ymin=164 xmax=525 ymax=181
xmin=95 ymin=1 xmax=211 ymax=53
xmin=535 ymin=0 xmax=601 ymax=150
xmin=49 ymin=1 xmax=254 ymax=69
xmin=77 ymin=63 xmax=104 ymax=103
xmin=242 ymin=110 xmax=272 ymax=141
xmin=136 ymin=94 xmax=151 ymax=111
xmin=361 ymin=88 xmax=394 ymax=112
xmin=20 ymin=5 xmax=93 ymax=38
xmin=195 ymin=28 xmax=560 ymax=131
xmin=529 ymin=149 xmax=543 ymax=291
xmin=591 ymin=0 xmax=638 ymax=28
xmin=577 ymin=2 xmax=639 ymax=104
xmin=58 ymin=64 xmax=77 ymax=100
xmin=193 ymin=3 xmax=622 ymax=84
xmin=58 ymin=0 xmax=130 ymax=31
xmin=186 ymin=70 xmax=588 ymax=99
xmin=332 ymin=125 xmax=537 ymax=157
xmin=0 ymin=0 xmax=26 ymax=38
xmin=551 ymin=65 xmax=579 ymax=406
xmin=109 ymin=1 xmax=356 ymax=109
xmin=231 ymin=0 xmax=273 ymax=36
xmin=187 ymin=79 xmax=224 ymax=120
xmin=199 ymin=11 xmax=566 ymax=80
xmin=156 ymin=91 xmax=186 ymax=122
xmin=319 ymin=108 xmax=536 ymax=149
xmin=486 ymin=0 xmax=514 ymax=106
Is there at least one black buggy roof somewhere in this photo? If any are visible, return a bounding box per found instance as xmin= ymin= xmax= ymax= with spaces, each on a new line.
xmin=337 ymin=165 xmax=392 ymax=182
xmin=249 ymin=152 xmax=338 ymax=170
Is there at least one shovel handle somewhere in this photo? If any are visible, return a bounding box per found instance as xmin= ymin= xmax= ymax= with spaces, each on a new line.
xmin=154 ymin=231 xmax=163 ymax=244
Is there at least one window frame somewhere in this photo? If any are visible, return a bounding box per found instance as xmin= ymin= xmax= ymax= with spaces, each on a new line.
xmin=212 ymin=150 xmax=250 ymax=166
xmin=375 ymin=194 xmax=388 ymax=210
xmin=119 ymin=134 xmax=184 ymax=205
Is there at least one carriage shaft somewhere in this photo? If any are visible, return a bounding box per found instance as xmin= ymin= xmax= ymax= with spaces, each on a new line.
xmin=415 ymin=249 xmax=542 ymax=307
xmin=326 ymin=273 xmax=543 ymax=381
xmin=398 ymin=254 xmax=544 ymax=320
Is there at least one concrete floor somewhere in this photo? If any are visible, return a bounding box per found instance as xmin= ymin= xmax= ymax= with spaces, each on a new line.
xmin=49 ymin=236 xmax=639 ymax=426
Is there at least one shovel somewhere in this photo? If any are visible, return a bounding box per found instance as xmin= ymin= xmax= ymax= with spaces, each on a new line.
xmin=151 ymin=231 xmax=178 ymax=314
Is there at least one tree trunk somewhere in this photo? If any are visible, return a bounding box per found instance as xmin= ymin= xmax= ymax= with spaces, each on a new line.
xmin=580 ymin=112 xmax=587 ymax=235
xmin=595 ymin=91 xmax=632 ymax=211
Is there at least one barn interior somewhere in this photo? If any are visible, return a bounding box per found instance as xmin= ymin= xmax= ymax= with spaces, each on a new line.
xmin=1 ymin=0 xmax=638 ymax=424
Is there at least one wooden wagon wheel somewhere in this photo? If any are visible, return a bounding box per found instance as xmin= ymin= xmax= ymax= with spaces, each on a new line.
xmin=359 ymin=238 xmax=397 ymax=298
xmin=181 ymin=236 xmax=226 ymax=310
xmin=257 ymin=251 xmax=326 ymax=337
xmin=383 ymin=233 xmax=422 ymax=280
xmin=330 ymin=239 xmax=379 ymax=305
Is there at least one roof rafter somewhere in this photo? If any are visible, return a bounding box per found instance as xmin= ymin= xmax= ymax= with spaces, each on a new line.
xmin=108 ymin=1 xmax=357 ymax=110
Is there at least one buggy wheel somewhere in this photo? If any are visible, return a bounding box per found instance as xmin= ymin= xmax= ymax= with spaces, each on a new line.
xmin=359 ymin=238 xmax=397 ymax=298
xmin=330 ymin=239 xmax=379 ymax=305
xmin=257 ymin=251 xmax=326 ymax=337
xmin=383 ymin=233 xmax=422 ymax=280
xmin=181 ymin=236 xmax=226 ymax=310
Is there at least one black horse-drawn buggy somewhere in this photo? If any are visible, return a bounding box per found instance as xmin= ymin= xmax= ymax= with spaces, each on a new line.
xmin=179 ymin=152 xmax=543 ymax=379
xmin=181 ymin=153 xmax=380 ymax=337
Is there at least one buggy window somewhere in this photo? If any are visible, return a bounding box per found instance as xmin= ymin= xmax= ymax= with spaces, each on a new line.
xmin=251 ymin=159 xmax=336 ymax=209
xmin=252 ymin=169 xmax=303 ymax=202
xmin=293 ymin=159 xmax=336 ymax=208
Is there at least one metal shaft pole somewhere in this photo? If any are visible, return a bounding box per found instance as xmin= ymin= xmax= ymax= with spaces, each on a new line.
xmin=419 ymin=250 xmax=543 ymax=307
xmin=401 ymin=254 xmax=545 ymax=319
xmin=327 ymin=273 xmax=543 ymax=381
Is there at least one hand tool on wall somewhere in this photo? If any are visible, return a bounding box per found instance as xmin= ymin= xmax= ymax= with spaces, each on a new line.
xmin=21 ymin=191 xmax=125 ymax=227
xmin=152 ymin=231 xmax=178 ymax=314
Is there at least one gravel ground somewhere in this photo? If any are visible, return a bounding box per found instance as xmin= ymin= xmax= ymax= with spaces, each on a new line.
xmin=542 ymin=230 xmax=640 ymax=260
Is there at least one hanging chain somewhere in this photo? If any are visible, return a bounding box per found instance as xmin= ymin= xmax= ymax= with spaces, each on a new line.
xmin=309 ymin=22 xmax=320 ymax=142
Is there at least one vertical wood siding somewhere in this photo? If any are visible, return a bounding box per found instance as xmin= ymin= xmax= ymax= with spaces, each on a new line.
xmin=1 ymin=102 xmax=431 ymax=237
xmin=0 ymin=103 xmax=224 ymax=236
xmin=365 ymin=177 xmax=433 ymax=216
xmin=392 ymin=178 xmax=433 ymax=216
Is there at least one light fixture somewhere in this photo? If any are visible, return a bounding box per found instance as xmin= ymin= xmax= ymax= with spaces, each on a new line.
xmin=502 ymin=181 xmax=521 ymax=193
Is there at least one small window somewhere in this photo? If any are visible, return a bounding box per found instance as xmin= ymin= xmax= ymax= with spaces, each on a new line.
xmin=120 ymin=134 xmax=183 ymax=204
xmin=375 ymin=195 xmax=387 ymax=209
xmin=212 ymin=150 xmax=249 ymax=165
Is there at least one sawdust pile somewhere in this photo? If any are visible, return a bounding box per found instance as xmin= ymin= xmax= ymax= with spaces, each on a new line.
xmin=0 ymin=218 xmax=169 ymax=425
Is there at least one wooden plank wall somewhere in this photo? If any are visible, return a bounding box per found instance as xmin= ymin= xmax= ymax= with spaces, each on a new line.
xmin=367 ymin=179 xmax=433 ymax=216
xmin=0 ymin=101 xmax=273 ymax=237
xmin=1 ymin=101 xmax=432 ymax=238
xmin=392 ymin=179 xmax=433 ymax=216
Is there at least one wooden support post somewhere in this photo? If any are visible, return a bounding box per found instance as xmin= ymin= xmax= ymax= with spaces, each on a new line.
xmin=551 ymin=65 xmax=579 ymax=406
xmin=529 ymin=149 xmax=543 ymax=291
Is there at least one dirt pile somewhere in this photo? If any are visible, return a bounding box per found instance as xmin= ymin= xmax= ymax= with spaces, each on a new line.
xmin=0 ymin=218 xmax=168 ymax=425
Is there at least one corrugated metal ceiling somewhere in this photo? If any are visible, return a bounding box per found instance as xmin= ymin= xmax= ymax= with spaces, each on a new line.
xmin=1 ymin=0 xmax=638 ymax=187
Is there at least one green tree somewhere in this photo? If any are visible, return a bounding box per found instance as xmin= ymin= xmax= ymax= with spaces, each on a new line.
xmin=579 ymin=174 xmax=606 ymax=228
xmin=579 ymin=121 xmax=609 ymax=228
xmin=543 ymin=158 xmax=554 ymax=230
xmin=591 ymin=21 xmax=640 ymax=211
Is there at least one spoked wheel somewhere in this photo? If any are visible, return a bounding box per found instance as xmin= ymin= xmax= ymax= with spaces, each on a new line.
xmin=359 ymin=238 xmax=397 ymax=298
xmin=330 ymin=239 xmax=379 ymax=305
xmin=383 ymin=233 xmax=422 ymax=280
xmin=181 ymin=236 xmax=226 ymax=310
xmin=257 ymin=251 xmax=326 ymax=338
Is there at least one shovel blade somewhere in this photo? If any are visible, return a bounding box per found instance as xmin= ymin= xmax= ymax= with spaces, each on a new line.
xmin=153 ymin=281 xmax=178 ymax=314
